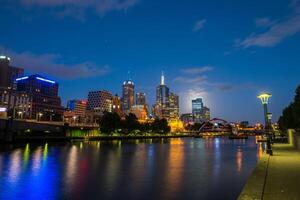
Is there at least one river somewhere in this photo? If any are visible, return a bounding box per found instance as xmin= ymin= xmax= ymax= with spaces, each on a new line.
xmin=0 ymin=137 xmax=263 ymax=200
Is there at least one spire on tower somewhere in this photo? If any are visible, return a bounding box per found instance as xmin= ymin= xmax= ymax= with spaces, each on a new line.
xmin=161 ymin=71 xmax=165 ymax=85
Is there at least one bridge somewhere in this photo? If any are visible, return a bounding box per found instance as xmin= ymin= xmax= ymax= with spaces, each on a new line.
xmin=0 ymin=119 xmax=99 ymax=142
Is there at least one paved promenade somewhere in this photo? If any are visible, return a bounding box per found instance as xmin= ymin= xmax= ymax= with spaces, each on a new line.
xmin=239 ymin=131 xmax=300 ymax=200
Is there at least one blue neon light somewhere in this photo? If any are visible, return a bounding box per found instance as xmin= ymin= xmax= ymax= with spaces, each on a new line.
xmin=36 ymin=77 xmax=55 ymax=84
xmin=16 ymin=76 xmax=29 ymax=81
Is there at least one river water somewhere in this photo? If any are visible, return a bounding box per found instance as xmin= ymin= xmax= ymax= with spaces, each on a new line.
xmin=0 ymin=137 xmax=263 ymax=200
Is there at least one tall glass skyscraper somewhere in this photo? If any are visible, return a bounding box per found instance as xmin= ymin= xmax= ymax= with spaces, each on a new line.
xmin=192 ymin=98 xmax=210 ymax=123
xmin=122 ymin=78 xmax=135 ymax=114
xmin=155 ymin=72 xmax=170 ymax=119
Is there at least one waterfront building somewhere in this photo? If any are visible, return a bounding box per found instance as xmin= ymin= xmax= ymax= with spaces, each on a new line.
xmin=87 ymin=90 xmax=112 ymax=116
xmin=155 ymin=72 xmax=170 ymax=119
xmin=122 ymin=78 xmax=135 ymax=114
xmin=0 ymin=56 xmax=24 ymax=88
xmin=16 ymin=74 xmax=64 ymax=121
xmin=192 ymin=98 xmax=210 ymax=123
xmin=112 ymin=94 xmax=122 ymax=116
xmin=0 ymin=87 xmax=32 ymax=119
xmin=169 ymin=92 xmax=179 ymax=119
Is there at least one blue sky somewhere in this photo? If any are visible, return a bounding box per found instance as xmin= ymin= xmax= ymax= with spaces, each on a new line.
xmin=1 ymin=0 xmax=300 ymax=124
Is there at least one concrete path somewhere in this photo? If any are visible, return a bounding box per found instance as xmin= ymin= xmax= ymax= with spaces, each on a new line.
xmin=239 ymin=132 xmax=300 ymax=200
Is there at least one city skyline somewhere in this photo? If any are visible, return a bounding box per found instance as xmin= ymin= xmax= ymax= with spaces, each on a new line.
xmin=1 ymin=0 xmax=300 ymax=123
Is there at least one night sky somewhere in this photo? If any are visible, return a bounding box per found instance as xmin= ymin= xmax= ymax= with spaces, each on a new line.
xmin=1 ymin=0 xmax=300 ymax=124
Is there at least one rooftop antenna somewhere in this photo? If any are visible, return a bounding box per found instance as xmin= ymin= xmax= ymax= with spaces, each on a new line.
xmin=127 ymin=71 xmax=131 ymax=80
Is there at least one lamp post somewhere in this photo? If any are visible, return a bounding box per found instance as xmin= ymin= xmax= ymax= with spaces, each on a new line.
xmin=257 ymin=93 xmax=273 ymax=155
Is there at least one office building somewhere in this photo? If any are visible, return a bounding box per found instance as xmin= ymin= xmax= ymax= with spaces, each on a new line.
xmin=67 ymin=99 xmax=87 ymax=118
xmin=169 ymin=92 xmax=179 ymax=119
xmin=0 ymin=56 xmax=24 ymax=88
xmin=16 ymin=74 xmax=64 ymax=120
xmin=136 ymin=92 xmax=146 ymax=106
xmin=112 ymin=94 xmax=122 ymax=116
xmin=192 ymin=98 xmax=210 ymax=123
xmin=122 ymin=78 xmax=135 ymax=114
xmin=0 ymin=87 xmax=32 ymax=119
xmin=87 ymin=90 xmax=112 ymax=115
xmin=155 ymin=72 xmax=170 ymax=119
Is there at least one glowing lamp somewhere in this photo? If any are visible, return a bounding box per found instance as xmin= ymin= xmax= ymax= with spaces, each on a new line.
xmin=257 ymin=93 xmax=272 ymax=104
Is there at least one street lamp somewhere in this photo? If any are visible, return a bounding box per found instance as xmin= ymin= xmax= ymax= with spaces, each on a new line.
xmin=257 ymin=93 xmax=273 ymax=155
xmin=38 ymin=112 xmax=43 ymax=121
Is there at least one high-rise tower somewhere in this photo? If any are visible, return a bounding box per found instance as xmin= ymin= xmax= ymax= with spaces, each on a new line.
xmin=122 ymin=72 xmax=135 ymax=114
xmin=155 ymin=71 xmax=170 ymax=119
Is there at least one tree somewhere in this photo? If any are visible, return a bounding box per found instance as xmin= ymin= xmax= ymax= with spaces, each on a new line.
xmin=100 ymin=112 xmax=121 ymax=134
xmin=151 ymin=118 xmax=171 ymax=134
xmin=123 ymin=113 xmax=140 ymax=134
xmin=278 ymin=85 xmax=300 ymax=130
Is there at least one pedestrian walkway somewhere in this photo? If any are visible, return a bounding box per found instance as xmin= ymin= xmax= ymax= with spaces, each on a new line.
xmin=239 ymin=130 xmax=300 ymax=200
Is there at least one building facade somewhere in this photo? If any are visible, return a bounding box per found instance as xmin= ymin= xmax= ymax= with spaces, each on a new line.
xmin=122 ymin=79 xmax=135 ymax=114
xmin=0 ymin=56 xmax=24 ymax=88
xmin=0 ymin=87 xmax=32 ymax=119
xmin=192 ymin=98 xmax=210 ymax=123
xmin=169 ymin=92 xmax=179 ymax=119
xmin=87 ymin=90 xmax=113 ymax=116
xmin=136 ymin=92 xmax=146 ymax=106
xmin=16 ymin=74 xmax=64 ymax=121
xmin=112 ymin=94 xmax=122 ymax=116
xmin=155 ymin=72 xmax=170 ymax=119
xmin=67 ymin=99 xmax=87 ymax=118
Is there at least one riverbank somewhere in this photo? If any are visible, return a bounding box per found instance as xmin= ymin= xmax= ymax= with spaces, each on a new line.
xmin=0 ymin=134 xmax=192 ymax=143
xmin=238 ymin=130 xmax=300 ymax=200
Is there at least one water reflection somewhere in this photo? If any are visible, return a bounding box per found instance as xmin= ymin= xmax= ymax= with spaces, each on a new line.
xmin=0 ymin=137 xmax=263 ymax=200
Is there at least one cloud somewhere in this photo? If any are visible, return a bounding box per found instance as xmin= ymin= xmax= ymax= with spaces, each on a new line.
xmin=181 ymin=66 xmax=213 ymax=74
xmin=0 ymin=47 xmax=109 ymax=79
xmin=20 ymin=0 xmax=139 ymax=19
xmin=254 ymin=17 xmax=275 ymax=28
xmin=237 ymin=2 xmax=300 ymax=48
xmin=174 ymin=76 xmax=207 ymax=85
xmin=193 ymin=19 xmax=207 ymax=32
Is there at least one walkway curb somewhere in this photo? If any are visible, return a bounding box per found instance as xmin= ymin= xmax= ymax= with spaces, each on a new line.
xmin=238 ymin=154 xmax=270 ymax=200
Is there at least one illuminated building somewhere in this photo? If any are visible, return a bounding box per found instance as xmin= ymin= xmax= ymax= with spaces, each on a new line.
xmin=168 ymin=119 xmax=184 ymax=132
xmin=112 ymin=94 xmax=122 ymax=116
xmin=0 ymin=87 xmax=32 ymax=119
xmin=0 ymin=56 xmax=24 ymax=88
xmin=130 ymin=105 xmax=148 ymax=122
xmin=66 ymin=99 xmax=87 ymax=122
xmin=192 ymin=98 xmax=210 ymax=123
xmin=16 ymin=74 xmax=64 ymax=121
xmin=180 ymin=113 xmax=194 ymax=124
xmin=136 ymin=92 xmax=146 ymax=106
xmin=155 ymin=72 xmax=170 ymax=119
xmin=87 ymin=90 xmax=112 ymax=116
xmin=122 ymin=78 xmax=135 ymax=114
xmin=169 ymin=92 xmax=179 ymax=119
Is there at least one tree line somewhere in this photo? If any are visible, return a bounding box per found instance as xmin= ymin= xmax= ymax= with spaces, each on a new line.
xmin=99 ymin=112 xmax=171 ymax=134
xmin=278 ymin=85 xmax=300 ymax=131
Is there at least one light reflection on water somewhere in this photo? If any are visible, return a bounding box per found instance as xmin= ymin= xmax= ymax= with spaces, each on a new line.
xmin=0 ymin=137 xmax=263 ymax=200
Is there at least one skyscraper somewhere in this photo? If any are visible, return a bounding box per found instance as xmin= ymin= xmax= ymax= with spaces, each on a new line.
xmin=136 ymin=92 xmax=146 ymax=106
xmin=122 ymin=77 xmax=135 ymax=114
xmin=169 ymin=92 xmax=179 ymax=119
xmin=0 ymin=56 xmax=24 ymax=88
xmin=155 ymin=72 xmax=170 ymax=119
xmin=192 ymin=98 xmax=210 ymax=123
